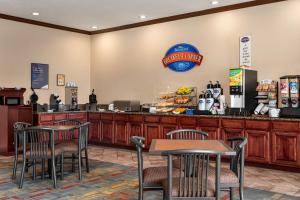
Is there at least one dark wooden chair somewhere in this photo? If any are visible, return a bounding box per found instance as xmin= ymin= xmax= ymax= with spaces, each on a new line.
xmin=18 ymin=127 xmax=62 ymax=189
xmin=166 ymin=129 xmax=208 ymax=169
xmin=53 ymin=119 xmax=82 ymax=141
xmin=131 ymin=136 xmax=182 ymax=200
xmin=161 ymin=149 xmax=222 ymax=200
xmin=56 ymin=122 xmax=90 ymax=180
xmin=53 ymin=119 xmax=81 ymax=175
xmin=12 ymin=122 xmax=32 ymax=180
xmin=209 ymin=137 xmax=247 ymax=200
xmin=166 ymin=129 xmax=208 ymax=140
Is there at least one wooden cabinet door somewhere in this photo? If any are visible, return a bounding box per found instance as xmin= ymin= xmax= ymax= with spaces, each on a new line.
xmin=144 ymin=123 xmax=161 ymax=148
xmin=161 ymin=124 xmax=178 ymax=139
xmin=200 ymin=127 xmax=219 ymax=140
xmin=89 ymin=120 xmax=100 ymax=143
xmin=245 ymin=130 xmax=270 ymax=163
xmin=221 ymin=128 xmax=244 ymax=144
xmin=272 ymin=131 xmax=300 ymax=167
xmin=114 ymin=121 xmax=128 ymax=146
xmin=39 ymin=114 xmax=53 ymax=125
xmin=179 ymin=117 xmax=198 ymax=130
xmin=68 ymin=113 xmax=87 ymax=122
xmin=128 ymin=122 xmax=144 ymax=145
xmin=100 ymin=120 xmax=114 ymax=144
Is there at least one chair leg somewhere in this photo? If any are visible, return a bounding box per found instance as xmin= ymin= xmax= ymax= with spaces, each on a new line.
xmin=25 ymin=159 xmax=29 ymax=172
xmin=85 ymin=148 xmax=90 ymax=173
xmin=48 ymin=159 xmax=52 ymax=179
xmin=12 ymin=152 xmax=18 ymax=179
xmin=32 ymin=159 xmax=36 ymax=180
xmin=239 ymin=186 xmax=244 ymax=200
xmin=52 ymin=157 xmax=57 ymax=188
xmin=163 ymin=190 xmax=166 ymax=200
xmin=61 ymin=153 xmax=64 ymax=180
xmin=230 ymin=188 xmax=234 ymax=200
xmin=72 ymin=153 xmax=75 ymax=172
xmin=138 ymin=187 xmax=143 ymax=200
xmin=19 ymin=157 xmax=26 ymax=189
xmin=41 ymin=159 xmax=45 ymax=180
xmin=78 ymin=152 xmax=82 ymax=181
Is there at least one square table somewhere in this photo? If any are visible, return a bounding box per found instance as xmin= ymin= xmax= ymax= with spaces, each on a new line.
xmin=34 ymin=125 xmax=78 ymax=131
xmin=149 ymin=139 xmax=236 ymax=156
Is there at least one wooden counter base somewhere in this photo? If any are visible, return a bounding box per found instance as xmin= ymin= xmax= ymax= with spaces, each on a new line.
xmin=34 ymin=111 xmax=300 ymax=171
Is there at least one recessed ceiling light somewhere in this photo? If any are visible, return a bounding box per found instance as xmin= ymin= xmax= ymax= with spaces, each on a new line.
xmin=92 ymin=25 xmax=98 ymax=29
xmin=32 ymin=12 xmax=39 ymax=16
xmin=139 ymin=15 xmax=147 ymax=19
xmin=211 ymin=1 xmax=219 ymax=5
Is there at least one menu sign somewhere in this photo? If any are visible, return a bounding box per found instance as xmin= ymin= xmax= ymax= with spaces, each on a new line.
xmin=240 ymin=36 xmax=251 ymax=67
xmin=31 ymin=63 xmax=49 ymax=89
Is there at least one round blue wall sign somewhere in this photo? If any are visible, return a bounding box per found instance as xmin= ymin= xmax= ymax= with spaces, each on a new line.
xmin=162 ymin=43 xmax=203 ymax=72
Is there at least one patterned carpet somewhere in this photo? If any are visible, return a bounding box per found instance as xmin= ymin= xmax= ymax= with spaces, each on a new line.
xmin=0 ymin=158 xmax=299 ymax=200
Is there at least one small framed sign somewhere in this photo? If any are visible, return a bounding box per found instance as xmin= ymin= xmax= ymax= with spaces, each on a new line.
xmin=57 ymin=74 xmax=65 ymax=86
xmin=31 ymin=63 xmax=49 ymax=89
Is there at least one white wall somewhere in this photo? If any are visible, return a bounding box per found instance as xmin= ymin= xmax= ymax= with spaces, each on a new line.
xmin=91 ymin=0 xmax=300 ymax=104
xmin=0 ymin=19 xmax=91 ymax=104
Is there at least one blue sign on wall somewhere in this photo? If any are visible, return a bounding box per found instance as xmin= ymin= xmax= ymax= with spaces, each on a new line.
xmin=31 ymin=63 xmax=49 ymax=89
xmin=162 ymin=43 xmax=203 ymax=72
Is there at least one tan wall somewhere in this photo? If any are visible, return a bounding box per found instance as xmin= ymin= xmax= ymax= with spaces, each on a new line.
xmin=91 ymin=0 xmax=300 ymax=104
xmin=0 ymin=19 xmax=91 ymax=104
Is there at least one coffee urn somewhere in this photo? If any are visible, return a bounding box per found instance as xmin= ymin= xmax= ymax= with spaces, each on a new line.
xmin=198 ymin=93 xmax=206 ymax=111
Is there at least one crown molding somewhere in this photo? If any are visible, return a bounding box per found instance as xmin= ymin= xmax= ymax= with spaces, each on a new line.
xmin=0 ymin=13 xmax=91 ymax=35
xmin=0 ymin=0 xmax=286 ymax=35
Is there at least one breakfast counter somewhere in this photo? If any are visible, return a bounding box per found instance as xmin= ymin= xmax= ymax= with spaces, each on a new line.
xmin=34 ymin=111 xmax=300 ymax=171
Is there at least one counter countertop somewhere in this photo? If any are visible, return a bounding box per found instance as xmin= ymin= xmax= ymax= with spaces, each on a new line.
xmin=35 ymin=110 xmax=300 ymax=122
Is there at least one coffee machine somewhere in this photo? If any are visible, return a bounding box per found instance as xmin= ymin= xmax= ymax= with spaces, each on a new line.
xmin=86 ymin=89 xmax=97 ymax=111
xmin=280 ymin=75 xmax=300 ymax=118
xmin=49 ymin=94 xmax=62 ymax=111
xmin=65 ymin=86 xmax=79 ymax=111
xmin=229 ymin=68 xmax=257 ymax=115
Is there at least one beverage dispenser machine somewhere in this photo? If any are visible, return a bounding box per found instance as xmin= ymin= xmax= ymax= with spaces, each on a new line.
xmin=229 ymin=68 xmax=257 ymax=114
xmin=280 ymin=76 xmax=300 ymax=108
xmin=280 ymin=75 xmax=300 ymax=118
xmin=65 ymin=86 xmax=79 ymax=111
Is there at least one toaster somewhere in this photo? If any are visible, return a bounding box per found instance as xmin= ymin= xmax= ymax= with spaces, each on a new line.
xmin=113 ymin=100 xmax=140 ymax=112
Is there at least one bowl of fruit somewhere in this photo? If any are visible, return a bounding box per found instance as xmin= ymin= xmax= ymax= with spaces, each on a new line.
xmin=176 ymin=86 xmax=193 ymax=95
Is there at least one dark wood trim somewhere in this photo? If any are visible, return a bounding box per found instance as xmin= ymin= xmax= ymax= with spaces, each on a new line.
xmin=0 ymin=0 xmax=286 ymax=35
xmin=0 ymin=13 xmax=91 ymax=35
xmin=91 ymin=0 xmax=286 ymax=34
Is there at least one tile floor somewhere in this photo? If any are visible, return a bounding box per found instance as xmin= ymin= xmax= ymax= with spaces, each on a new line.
xmin=88 ymin=145 xmax=300 ymax=197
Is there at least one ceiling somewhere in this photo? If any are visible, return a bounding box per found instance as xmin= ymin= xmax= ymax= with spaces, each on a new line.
xmin=0 ymin=0 xmax=254 ymax=31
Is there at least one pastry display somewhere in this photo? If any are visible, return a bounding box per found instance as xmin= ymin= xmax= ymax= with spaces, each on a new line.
xmin=175 ymin=96 xmax=190 ymax=104
xmin=172 ymin=108 xmax=187 ymax=114
xmin=156 ymin=86 xmax=197 ymax=113
xmin=156 ymin=107 xmax=174 ymax=113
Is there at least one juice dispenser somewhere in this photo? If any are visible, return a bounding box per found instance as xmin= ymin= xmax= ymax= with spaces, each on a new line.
xmin=229 ymin=68 xmax=257 ymax=114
